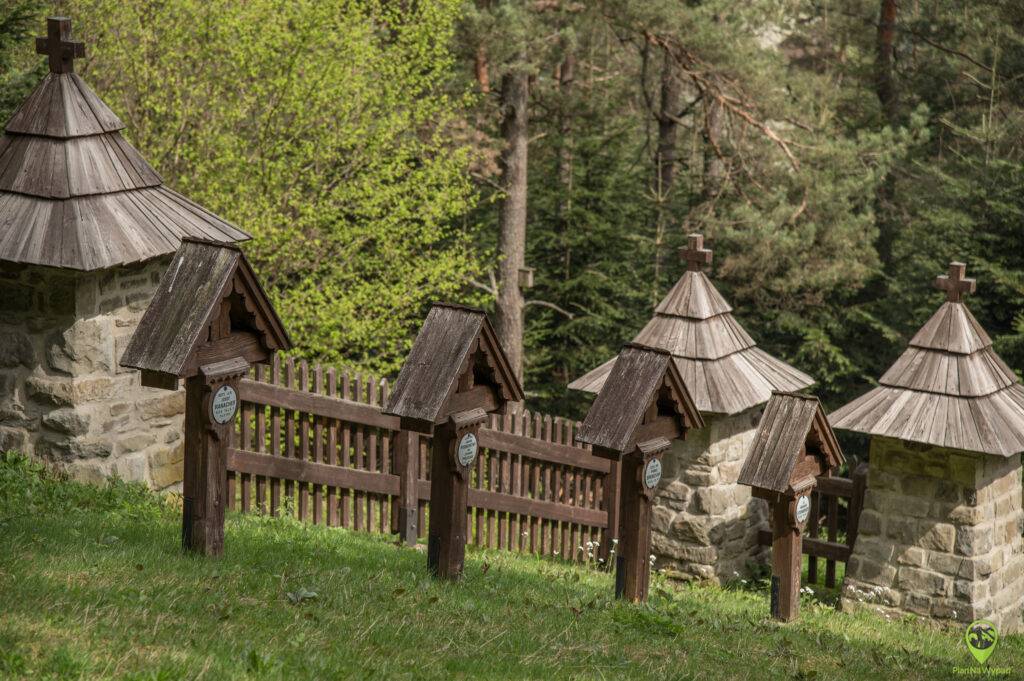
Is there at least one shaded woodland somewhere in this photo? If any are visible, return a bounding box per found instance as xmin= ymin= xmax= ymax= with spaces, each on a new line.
xmin=2 ymin=0 xmax=1023 ymax=417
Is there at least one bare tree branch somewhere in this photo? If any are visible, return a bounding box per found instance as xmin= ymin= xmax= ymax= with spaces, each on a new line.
xmin=524 ymin=299 xmax=575 ymax=319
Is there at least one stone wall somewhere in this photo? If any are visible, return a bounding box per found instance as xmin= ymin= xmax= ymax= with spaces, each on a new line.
xmin=0 ymin=257 xmax=185 ymax=490
xmin=651 ymin=407 xmax=769 ymax=583
xmin=841 ymin=437 xmax=1024 ymax=633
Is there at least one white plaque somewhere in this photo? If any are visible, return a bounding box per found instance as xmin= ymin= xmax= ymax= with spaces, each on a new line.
xmin=211 ymin=385 xmax=238 ymax=425
xmin=643 ymin=458 xmax=662 ymax=489
xmin=795 ymin=495 xmax=811 ymax=524
xmin=457 ymin=433 xmax=478 ymax=467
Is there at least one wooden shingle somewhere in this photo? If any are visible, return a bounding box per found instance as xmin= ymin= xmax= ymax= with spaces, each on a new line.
xmin=0 ymin=17 xmax=247 ymax=271
xmin=569 ymin=234 xmax=813 ymax=415
xmin=120 ymin=238 xmax=290 ymax=380
xmin=831 ymin=262 xmax=1024 ymax=456
xmin=738 ymin=392 xmax=844 ymax=494
xmin=383 ymin=303 xmax=524 ymax=429
xmin=576 ymin=343 xmax=704 ymax=454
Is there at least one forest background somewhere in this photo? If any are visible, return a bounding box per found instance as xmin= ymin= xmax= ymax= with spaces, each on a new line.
xmin=1 ymin=0 xmax=1022 ymax=421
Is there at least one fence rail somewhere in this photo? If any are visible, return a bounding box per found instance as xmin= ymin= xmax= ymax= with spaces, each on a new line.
xmin=226 ymin=356 xmax=617 ymax=562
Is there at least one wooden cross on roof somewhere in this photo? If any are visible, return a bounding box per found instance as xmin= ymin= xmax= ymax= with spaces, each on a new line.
xmin=680 ymin=233 xmax=713 ymax=272
xmin=36 ymin=17 xmax=85 ymax=74
xmin=935 ymin=261 xmax=976 ymax=303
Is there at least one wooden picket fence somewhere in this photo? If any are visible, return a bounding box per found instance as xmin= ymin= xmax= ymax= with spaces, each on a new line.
xmin=225 ymin=356 xmax=617 ymax=562
xmin=756 ymin=464 xmax=869 ymax=588
xmin=224 ymin=355 xmax=868 ymax=575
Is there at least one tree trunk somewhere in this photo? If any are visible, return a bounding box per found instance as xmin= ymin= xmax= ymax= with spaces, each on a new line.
xmin=654 ymin=46 xmax=680 ymax=198
xmin=652 ymin=46 xmax=680 ymax=305
xmin=875 ymin=0 xmax=898 ymax=124
xmin=494 ymin=67 xmax=529 ymax=382
xmin=874 ymin=0 xmax=899 ymax=269
xmin=557 ymin=51 xmax=575 ymax=226
xmin=702 ymin=96 xmax=726 ymax=201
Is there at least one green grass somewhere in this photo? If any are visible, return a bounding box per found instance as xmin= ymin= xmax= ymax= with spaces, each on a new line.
xmin=0 ymin=453 xmax=1020 ymax=680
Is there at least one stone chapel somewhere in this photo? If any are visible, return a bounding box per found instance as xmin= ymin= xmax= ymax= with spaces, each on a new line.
xmin=832 ymin=262 xmax=1024 ymax=632
xmin=570 ymin=234 xmax=815 ymax=581
xmin=0 ymin=17 xmax=248 ymax=487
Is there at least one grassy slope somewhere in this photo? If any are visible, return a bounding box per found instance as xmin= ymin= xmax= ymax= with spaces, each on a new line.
xmin=0 ymin=456 xmax=1019 ymax=680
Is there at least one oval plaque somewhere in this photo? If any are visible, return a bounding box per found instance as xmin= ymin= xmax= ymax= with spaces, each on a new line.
xmin=211 ymin=385 xmax=238 ymax=425
xmin=457 ymin=433 xmax=478 ymax=467
xmin=643 ymin=458 xmax=662 ymax=489
xmin=795 ymin=495 xmax=811 ymax=524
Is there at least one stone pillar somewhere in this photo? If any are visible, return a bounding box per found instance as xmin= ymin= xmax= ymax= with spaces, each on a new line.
xmin=841 ymin=437 xmax=1024 ymax=633
xmin=650 ymin=407 xmax=769 ymax=583
xmin=0 ymin=257 xmax=187 ymax=490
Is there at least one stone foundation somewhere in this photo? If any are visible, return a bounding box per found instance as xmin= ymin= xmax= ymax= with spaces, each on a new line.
xmin=841 ymin=437 xmax=1024 ymax=633
xmin=0 ymin=258 xmax=185 ymax=490
xmin=651 ymin=407 xmax=769 ymax=583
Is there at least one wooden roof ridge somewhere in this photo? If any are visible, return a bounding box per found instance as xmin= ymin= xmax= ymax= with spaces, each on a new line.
xmin=0 ymin=16 xmax=249 ymax=271
xmin=383 ymin=303 xmax=525 ymax=425
xmin=5 ymin=73 xmax=125 ymax=139
xmin=907 ymin=301 xmax=993 ymax=355
xmin=654 ymin=270 xmax=733 ymax=320
xmin=120 ymin=240 xmax=290 ymax=376
xmin=831 ymin=262 xmax=1024 ymax=456
xmin=738 ymin=391 xmax=844 ymax=493
xmin=0 ymin=130 xmax=163 ymax=200
xmin=576 ymin=344 xmax=703 ymax=453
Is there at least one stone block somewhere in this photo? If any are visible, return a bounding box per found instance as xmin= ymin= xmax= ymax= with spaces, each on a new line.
xmin=0 ymin=426 xmax=26 ymax=451
xmin=111 ymin=451 xmax=148 ymax=483
xmin=896 ymin=546 xmax=926 ymax=567
xmin=956 ymin=524 xmax=993 ymax=557
xmin=0 ymin=331 xmax=34 ymax=368
xmin=68 ymin=439 xmax=113 ymax=460
xmin=140 ymin=391 xmax=185 ymax=421
xmin=118 ymin=432 xmax=156 ymax=454
xmin=26 ymin=375 xmax=118 ymax=406
xmin=949 ymin=454 xmax=980 ymax=487
xmin=671 ymin=515 xmax=712 ymax=545
xmin=858 ymin=509 xmax=882 ymax=536
xmin=65 ymin=458 xmax=110 ymax=485
xmin=920 ymin=523 xmax=956 ymax=553
xmin=694 ymin=487 xmax=733 ymax=516
xmin=42 ymin=408 xmax=90 ymax=436
xmin=848 ymin=554 xmax=897 ymax=587
xmin=149 ymin=443 xmax=184 ymax=489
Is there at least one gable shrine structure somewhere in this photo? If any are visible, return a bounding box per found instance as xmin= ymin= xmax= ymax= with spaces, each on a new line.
xmin=570 ymin=234 xmax=814 ymax=581
xmin=0 ymin=17 xmax=248 ymax=487
xmin=832 ymin=262 xmax=1024 ymax=632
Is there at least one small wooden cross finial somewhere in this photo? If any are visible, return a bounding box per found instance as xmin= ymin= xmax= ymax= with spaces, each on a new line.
xmin=36 ymin=17 xmax=85 ymax=74
xmin=680 ymin=233 xmax=713 ymax=272
xmin=935 ymin=262 xmax=976 ymax=303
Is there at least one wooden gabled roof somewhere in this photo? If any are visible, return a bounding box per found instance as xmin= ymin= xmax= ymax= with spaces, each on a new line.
xmin=738 ymin=392 xmax=844 ymax=494
xmin=831 ymin=262 xmax=1024 ymax=457
xmin=569 ymin=234 xmax=813 ymax=415
xmin=0 ymin=17 xmax=248 ymax=271
xmin=120 ymin=239 xmax=290 ymax=377
xmin=576 ymin=343 xmax=704 ymax=454
xmin=383 ymin=303 xmax=524 ymax=425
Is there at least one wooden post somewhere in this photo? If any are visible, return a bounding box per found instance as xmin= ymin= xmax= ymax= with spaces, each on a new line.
xmin=615 ymin=445 xmax=665 ymax=602
xmin=181 ymin=357 xmax=249 ymax=556
xmin=601 ymin=458 xmax=621 ymax=564
xmin=394 ymin=429 xmax=420 ymax=546
xmin=770 ymin=495 xmax=807 ymax=622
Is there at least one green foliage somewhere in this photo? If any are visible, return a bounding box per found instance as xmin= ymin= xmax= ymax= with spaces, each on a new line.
xmin=0 ymin=0 xmax=43 ymax=122
xmin=60 ymin=0 xmax=479 ymax=374
xmin=1 ymin=457 xmax=1020 ymax=679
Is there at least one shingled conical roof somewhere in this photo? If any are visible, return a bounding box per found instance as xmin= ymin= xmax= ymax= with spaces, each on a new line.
xmin=831 ymin=262 xmax=1024 ymax=457
xmin=568 ymin=234 xmax=814 ymax=415
xmin=0 ymin=17 xmax=247 ymax=271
